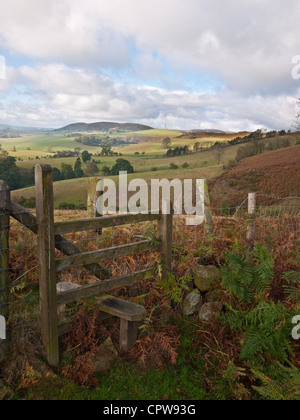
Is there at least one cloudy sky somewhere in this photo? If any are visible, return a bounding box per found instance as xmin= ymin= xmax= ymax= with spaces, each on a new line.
xmin=0 ymin=0 xmax=300 ymax=131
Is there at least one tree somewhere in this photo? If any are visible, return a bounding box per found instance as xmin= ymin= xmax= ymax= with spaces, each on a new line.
xmin=194 ymin=142 xmax=201 ymax=152
xmin=81 ymin=150 xmax=92 ymax=164
xmin=101 ymin=146 xmax=113 ymax=156
xmin=61 ymin=163 xmax=75 ymax=180
xmin=102 ymin=166 xmax=112 ymax=176
xmin=111 ymin=159 xmax=134 ymax=175
xmin=74 ymin=158 xmax=84 ymax=178
xmin=74 ymin=147 xmax=82 ymax=157
xmin=215 ymin=145 xmax=226 ymax=164
xmin=52 ymin=167 xmax=63 ymax=181
xmin=293 ymin=97 xmax=300 ymax=130
xmin=84 ymin=161 xmax=99 ymax=176
xmin=0 ymin=156 xmax=22 ymax=189
xmin=162 ymin=137 xmax=171 ymax=149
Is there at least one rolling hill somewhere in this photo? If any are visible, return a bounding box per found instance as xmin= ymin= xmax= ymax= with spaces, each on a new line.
xmin=55 ymin=122 xmax=153 ymax=132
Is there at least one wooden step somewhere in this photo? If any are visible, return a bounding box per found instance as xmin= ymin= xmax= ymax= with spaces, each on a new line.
xmin=98 ymin=296 xmax=146 ymax=322
xmin=97 ymin=297 xmax=147 ymax=350
xmin=56 ymin=282 xmax=146 ymax=350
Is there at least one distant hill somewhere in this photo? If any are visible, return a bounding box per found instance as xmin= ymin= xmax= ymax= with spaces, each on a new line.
xmin=209 ymin=144 xmax=300 ymax=208
xmin=189 ymin=129 xmax=226 ymax=134
xmin=55 ymin=122 xmax=153 ymax=133
xmin=0 ymin=123 xmax=49 ymax=132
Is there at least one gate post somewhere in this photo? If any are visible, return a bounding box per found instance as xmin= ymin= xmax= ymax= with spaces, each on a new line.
xmin=158 ymin=200 xmax=173 ymax=278
xmin=0 ymin=181 xmax=10 ymax=361
xmin=35 ymin=165 xmax=59 ymax=366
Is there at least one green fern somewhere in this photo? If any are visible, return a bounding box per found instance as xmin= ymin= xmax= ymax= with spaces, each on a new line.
xmin=221 ymin=242 xmax=274 ymax=303
xmin=158 ymin=272 xmax=192 ymax=304
xmin=252 ymin=364 xmax=300 ymax=400
xmin=283 ymin=271 xmax=300 ymax=303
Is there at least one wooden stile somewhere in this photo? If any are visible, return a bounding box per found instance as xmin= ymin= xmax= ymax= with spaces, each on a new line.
xmin=5 ymin=165 xmax=174 ymax=365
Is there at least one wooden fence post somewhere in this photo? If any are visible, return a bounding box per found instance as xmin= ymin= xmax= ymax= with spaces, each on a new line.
xmin=87 ymin=177 xmax=103 ymax=234
xmin=0 ymin=181 xmax=10 ymax=361
xmin=247 ymin=192 xmax=257 ymax=241
xmin=35 ymin=165 xmax=59 ymax=367
xmin=158 ymin=200 xmax=173 ymax=278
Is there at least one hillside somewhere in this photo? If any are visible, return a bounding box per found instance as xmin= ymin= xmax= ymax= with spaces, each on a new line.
xmin=176 ymin=131 xmax=250 ymax=141
xmin=209 ymin=144 xmax=300 ymax=208
xmin=56 ymin=122 xmax=153 ymax=132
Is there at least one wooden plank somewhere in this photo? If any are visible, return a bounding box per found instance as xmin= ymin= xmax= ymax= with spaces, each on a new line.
xmin=120 ymin=319 xmax=139 ymax=351
xmin=98 ymin=297 xmax=146 ymax=322
xmin=9 ymin=201 xmax=111 ymax=281
xmin=56 ymin=240 xmax=157 ymax=272
xmin=54 ymin=213 xmax=161 ymax=235
xmin=35 ymin=165 xmax=59 ymax=367
xmin=57 ymin=269 xmax=155 ymax=306
xmin=56 ymin=282 xmax=80 ymax=315
xmin=9 ymin=200 xmax=38 ymax=234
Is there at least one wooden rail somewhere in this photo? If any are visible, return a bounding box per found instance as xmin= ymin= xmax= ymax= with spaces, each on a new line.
xmin=54 ymin=213 xmax=160 ymax=235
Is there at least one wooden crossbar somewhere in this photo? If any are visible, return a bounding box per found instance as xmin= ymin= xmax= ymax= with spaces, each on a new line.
xmin=54 ymin=213 xmax=161 ymax=235
xmin=57 ymin=269 xmax=155 ymax=306
xmin=56 ymin=240 xmax=158 ymax=272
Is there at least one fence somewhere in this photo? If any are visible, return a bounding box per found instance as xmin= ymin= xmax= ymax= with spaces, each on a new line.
xmin=0 ymin=166 xmax=299 ymax=367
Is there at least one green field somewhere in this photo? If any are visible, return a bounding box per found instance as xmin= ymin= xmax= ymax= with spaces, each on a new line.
xmin=9 ymin=128 xmax=242 ymax=208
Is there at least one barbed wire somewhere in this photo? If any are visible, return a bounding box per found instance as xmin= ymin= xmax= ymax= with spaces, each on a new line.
xmin=256 ymin=194 xmax=300 ymax=201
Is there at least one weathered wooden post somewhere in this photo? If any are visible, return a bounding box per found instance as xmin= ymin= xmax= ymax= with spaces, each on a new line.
xmin=87 ymin=177 xmax=103 ymax=218
xmin=35 ymin=165 xmax=59 ymax=367
xmin=87 ymin=177 xmax=104 ymax=234
xmin=158 ymin=200 xmax=173 ymax=278
xmin=247 ymin=192 xmax=257 ymax=241
xmin=0 ymin=181 xmax=10 ymax=361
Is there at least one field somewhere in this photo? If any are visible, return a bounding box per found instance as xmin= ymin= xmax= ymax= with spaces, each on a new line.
xmin=10 ymin=128 xmax=243 ymax=207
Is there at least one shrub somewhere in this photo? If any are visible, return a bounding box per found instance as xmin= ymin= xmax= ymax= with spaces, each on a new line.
xmin=58 ymin=202 xmax=76 ymax=210
xmin=170 ymin=163 xmax=179 ymax=170
xmin=19 ymin=196 xmax=36 ymax=208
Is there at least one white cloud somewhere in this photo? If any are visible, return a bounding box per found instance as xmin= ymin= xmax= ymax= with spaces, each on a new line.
xmin=0 ymin=0 xmax=300 ymax=129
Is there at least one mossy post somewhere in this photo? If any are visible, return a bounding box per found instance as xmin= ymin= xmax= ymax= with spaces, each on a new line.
xmin=35 ymin=165 xmax=59 ymax=367
xmin=0 ymin=181 xmax=10 ymax=361
xmin=202 ymin=179 xmax=214 ymax=229
xmin=247 ymin=192 xmax=257 ymax=241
